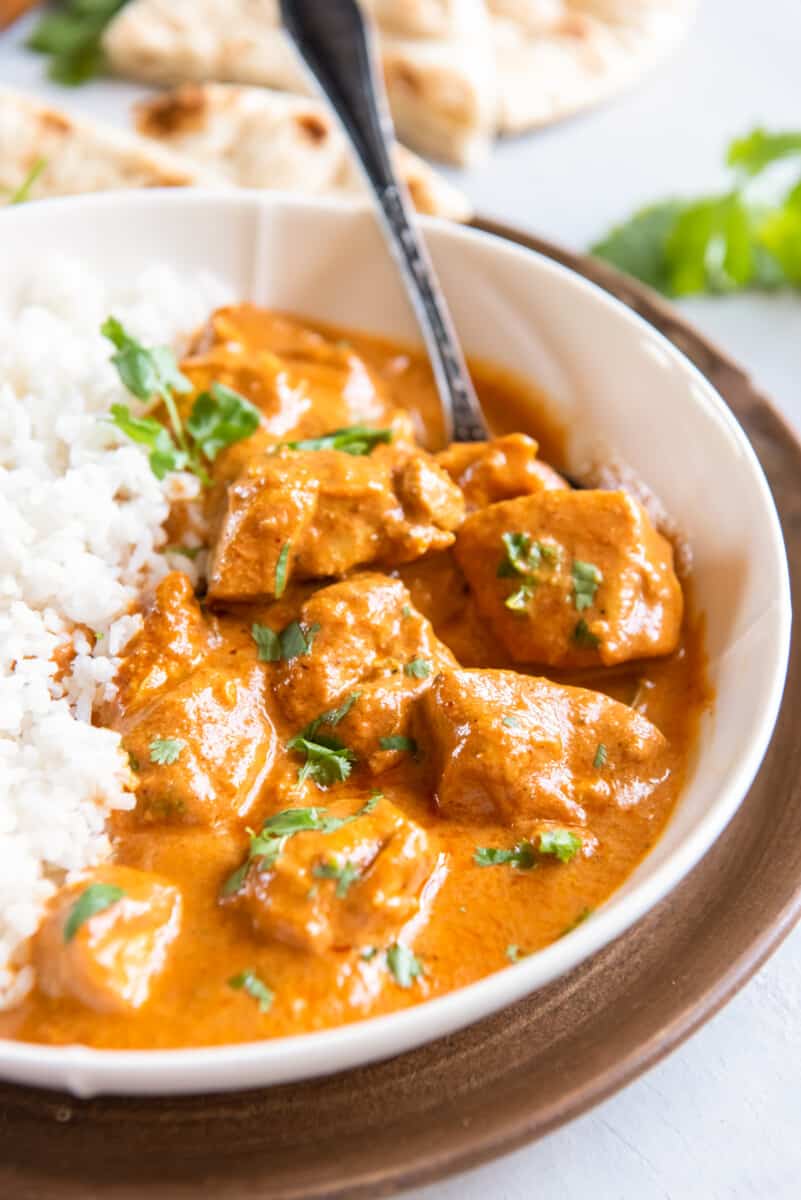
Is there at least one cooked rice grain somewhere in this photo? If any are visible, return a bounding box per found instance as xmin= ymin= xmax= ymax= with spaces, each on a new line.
xmin=0 ymin=259 xmax=228 ymax=1008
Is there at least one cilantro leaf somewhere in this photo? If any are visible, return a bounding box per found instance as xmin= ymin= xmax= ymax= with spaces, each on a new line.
xmin=593 ymin=743 xmax=607 ymax=769
xmin=379 ymin=734 xmax=418 ymax=755
xmin=221 ymin=799 xmax=379 ymax=895
xmin=251 ymin=620 xmax=320 ymax=664
xmin=186 ymin=382 xmax=260 ymax=462
xmin=102 ymin=317 xmax=191 ymax=403
xmin=274 ymin=541 xmax=290 ymax=598
xmin=590 ymin=201 xmax=685 ymax=293
xmin=27 ymin=0 xmax=126 ymax=86
xmin=299 ymin=692 xmax=362 ymax=742
xmin=287 ymin=735 xmax=356 ymax=788
xmin=107 ymin=404 xmax=186 ymax=479
xmin=63 ymin=883 xmax=125 ymax=942
xmin=727 ymin=128 xmax=801 ymax=177
xmin=538 ymin=829 xmax=582 ymax=863
xmin=228 ymin=969 xmax=273 ymax=1013
xmin=284 ymin=425 xmax=393 ymax=456
xmin=572 ymin=560 xmax=603 ymax=612
xmin=386 ymin=943 xmax=424 ymax=989
xmin=404 ymin=658 xmax=432 ymax=679
xmin=560 ymin=906 xmax=594 ymax=937
xmin=573 ymin=619 xmax=601 ymax=650
xmin=312 ymin=858 xmax=362 ymax=898
xmin=474 ymin=842 xmax=537 ymax=870
xmin=149 ymin=737 xmax=185 ymax=765
xmin=591 ymin=125 xmax=801 ymax=297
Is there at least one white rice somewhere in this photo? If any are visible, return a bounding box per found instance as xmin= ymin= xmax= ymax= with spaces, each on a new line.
xmin=0 ymin=257 xmax=228 ymax=1008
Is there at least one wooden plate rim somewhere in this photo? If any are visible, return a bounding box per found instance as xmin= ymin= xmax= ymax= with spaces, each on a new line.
xmin=1 ymin=219 xmax=799 ymax=1200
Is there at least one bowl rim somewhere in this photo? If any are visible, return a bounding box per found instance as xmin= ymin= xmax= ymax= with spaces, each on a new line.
xmin=0 ymin=189 xmax=791 ymax=1097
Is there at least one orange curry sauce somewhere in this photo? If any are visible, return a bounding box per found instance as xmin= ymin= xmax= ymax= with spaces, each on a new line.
xmin=1 ymin=307 xmax=709 ymax=1049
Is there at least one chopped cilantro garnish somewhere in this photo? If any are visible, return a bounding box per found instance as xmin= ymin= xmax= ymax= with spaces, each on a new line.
xmin=300 ymin=691 xmax=361 ymax=740
xmin=149 ymin=737 xmax=185 ymax=766
xmin=287 ymin=736 xmax=356 ymax=788
xmin=221 ymin=799 xmax=379 ymax=896
xmin=312 ymin=858 xmax=362 ymax=898
xmin=474 ymin=842 xmax=537 ymax=870
xmin=504 ymin=583 xmax=535 ymax=612
xmin=401 ymin=604 xmax=412 ymax=619
xmin=404 ymin=658 xmax=432 ymax=679
xmin=386 ymin=943 xmax=424 ymax=989
xmin=573 ymin=618 xmax=601 ymax=649
xmin=274 ymin=541 xmax=291 ymax=598
xmin=505 ymin=944 xmax=526 ymax=963
xmin=252 ymin=620 xmax=320 ymax=663
xmin=228 ymin=970 xmax=273 ymax=1013
xmin=379 ymin=734 xmax=418 ymax=755
xmin=9 ymin=158 xmax=47 ymax=205
xmin=502 ymin=716 xmax=522 ymax=730
xmin=498 ymin=531 xmax=559 ymax=612
xmin=63 ymin=883 xmax=125 ymax=942
xmin=560 ymin=906 xmax=594 ymax=937
xmin=283 ymin=425 xmax=393 ymax=456
xmin=593 ymin=743 xmax=608 ymax=769
xmin=538 ymin=829 xmax=582 ymax=863
xmin=572 ymin=560 xmax=603 ymax=611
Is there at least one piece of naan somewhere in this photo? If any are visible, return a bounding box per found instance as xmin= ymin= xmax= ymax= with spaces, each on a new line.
xmin=102 ymin=0 xmax=696 ymax=165
xmin=134 ymin=83 xmax=472 ymax=220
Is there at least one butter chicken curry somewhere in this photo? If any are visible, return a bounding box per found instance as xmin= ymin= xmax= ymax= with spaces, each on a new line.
xmin=1 ymin=306 xmax=708 ymax=1049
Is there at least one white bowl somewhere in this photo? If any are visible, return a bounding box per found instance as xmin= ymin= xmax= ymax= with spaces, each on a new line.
xmin=0 ymin=192 xmax=790 ymax=1096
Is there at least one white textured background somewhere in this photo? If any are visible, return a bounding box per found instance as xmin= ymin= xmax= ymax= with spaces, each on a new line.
xmin=1 ymin=1 xmax=800 ymax=1196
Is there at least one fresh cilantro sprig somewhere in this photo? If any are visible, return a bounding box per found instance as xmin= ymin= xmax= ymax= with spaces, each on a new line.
xmin=592 ymin=126 xmax=801 ymax=296
xmin=102 ymin=318 xmax=259 ymax=485
xmin=386 ymin=943 xmax=424 ymax=989
xmin=27 ymin=0 xmax=127 ymax=86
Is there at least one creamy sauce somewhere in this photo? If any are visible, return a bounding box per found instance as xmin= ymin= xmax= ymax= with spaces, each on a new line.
xmin=0 ymin=310 xmax=710 ymax=1049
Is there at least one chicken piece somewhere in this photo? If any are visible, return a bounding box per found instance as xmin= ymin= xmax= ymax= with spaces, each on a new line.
xmin=118 ymin=661 xmax=276 ymax=826
xmin=454 ymin=489 xmax=682 ymax=667
xmin=112 ymin=572 xmax=210 ymax=714
xmin=225 ymin=797 xmax=436 ymax=954
xmin=436 ymin=434 xmax=568 ymax=511
xmin=34 ymin=867 xmax=182 ymax=1014
xmin=274 ymin=573 xmax=457 ymax=772
xmin=418 ymin=669 xmax=670 ymax=829
xmin=182 ymin=305 xmax=400 ymax=483
xmin=207 ymin=445 xmax=464 ymax=603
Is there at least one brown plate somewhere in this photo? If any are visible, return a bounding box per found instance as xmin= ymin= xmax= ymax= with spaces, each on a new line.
xmin=1 ymin=223 xmax=799 ymax=1200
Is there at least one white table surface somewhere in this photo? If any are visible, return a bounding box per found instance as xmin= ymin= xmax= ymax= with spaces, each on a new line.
xmin=2 ymin=2 xmax=800 ymax=1196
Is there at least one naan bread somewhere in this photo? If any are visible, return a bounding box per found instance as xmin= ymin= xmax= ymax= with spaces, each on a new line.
xmin=102 ymin=0 xmax=695 ymax=165
xmin=0 ymin=87 xmax=209 ymax=203
xmin=134 ymin=84 xmax=472 ymax=220
xmin=0 ymin=85 xmax=470 ymax=222
xmin=493 ymin=0 xmax=697 ymax=134
xmin=103 ymin=0 xmax=496 ymax=166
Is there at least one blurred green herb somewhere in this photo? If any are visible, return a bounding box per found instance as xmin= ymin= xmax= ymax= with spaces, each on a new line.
xmin=591 ymin=127 xmax=801 ymax=296
xmin=28 ymin=0 xmax=128 ymax=86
